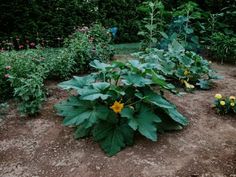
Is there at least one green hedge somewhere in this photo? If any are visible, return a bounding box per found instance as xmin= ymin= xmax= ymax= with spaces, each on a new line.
xmin=0 ymin=0 xmax=234 ymax=46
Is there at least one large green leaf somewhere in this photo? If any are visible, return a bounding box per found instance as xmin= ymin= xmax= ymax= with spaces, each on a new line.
xmin=122 ymin=73 xmax=152 ymax=87
xmin=80 ymin=93 xmax=111 ymax=101
xmin=128 ymin=60 xmax=156 ymax=72
xmin=136 ymin=89 xmax=174 ymax=109
xmin=75 ymin=125 xmax=91 ymax=139
xmin=92 ymin=82 xmax=110 ymax=91
xmin=93 ymin=121 xmax=134 ymax=156
xmin=196 ymin=79 xmax=211 ymax=90
xmin=90 ymin=60 xmax=111 ymax=71
xmin=164 ymin=108 xmax=188 ymax=126
xmin=58 ymin=75 xmax=95 ymax=91
xmin=135 ymin=89 xmax=188 ymax=126
xmin=168 ymin=40 xmax=185 ymax=54
xmin=121 ymin=105 xmax=161 ymax=141
xmin=55 ymin=96 xmax=110 ymax=128
xmin=178 ymin=56 xmax=194 ymax=67
xmin=159 ymin=61 xmax=175 ymax=75
xmin=150 ymin=69 xmax=175 ymax=90
xmin=78 ymin=82 xmax=111 ymax=101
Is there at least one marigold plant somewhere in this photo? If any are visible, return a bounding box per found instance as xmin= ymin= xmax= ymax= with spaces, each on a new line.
xmin=214 ymin=94 xmax=236 ymax=115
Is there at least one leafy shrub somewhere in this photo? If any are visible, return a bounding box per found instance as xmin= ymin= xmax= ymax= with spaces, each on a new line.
xmin=214 ymin=94 xmax=236 ymax=115
xmin=209 ymin=32 xmax=236 ymax=64
xmin=1 ymin=50 xmax=46 ymax=115
xmin=135 ymin=40 xmax=218 ymax=90
xmin=64 ymin=24 xmax=114 ymax=74
xmin=0 ymin=24 xmax=113 ymax=116
xmin=0 ymin=49 xmax=74 ymax=115
xmin=55 ymin=59 xmax=188 ymax=156
xmin=159 ymin=16 xmax=200 ymax=52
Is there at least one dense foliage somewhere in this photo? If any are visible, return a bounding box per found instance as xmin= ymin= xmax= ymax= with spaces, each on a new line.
xmin=138 ymin=0 xmax=236 ymax=62
xmin=1 ymin=0 xmax=235 ymax=48
xmin=0 ymin=0 xmax=144 ymax=47
xmin=135 ymin=40 xmax=218 ymax=90
xmin=209 ymin=33 xmax=236 ymax=64
xmin=55 ymin=59 xmax=188 ymax=156
xmin=0 ymin=24 xmax=113 ymax=115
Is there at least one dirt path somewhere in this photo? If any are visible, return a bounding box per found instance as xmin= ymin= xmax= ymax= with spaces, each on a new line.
xmin=0 ymin=63 xmax=235 ymax=177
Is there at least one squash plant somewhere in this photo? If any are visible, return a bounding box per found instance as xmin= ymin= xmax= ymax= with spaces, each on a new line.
xmin=55 ymin=59 xmax=188 ymax=156
xmin=135 ymin=40 xmax=219 ymax=90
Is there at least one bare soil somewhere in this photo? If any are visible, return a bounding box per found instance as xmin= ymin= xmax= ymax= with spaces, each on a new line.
xmin=0 ymin=63 xmax=236 ymax=177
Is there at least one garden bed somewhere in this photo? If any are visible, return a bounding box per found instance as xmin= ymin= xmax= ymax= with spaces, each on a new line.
xmin=0 ymin=63 xmax=235 ymax=177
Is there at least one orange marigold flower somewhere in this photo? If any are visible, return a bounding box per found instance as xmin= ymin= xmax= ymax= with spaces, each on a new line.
xmin=110 ymin=101 xmax=124 ymax=114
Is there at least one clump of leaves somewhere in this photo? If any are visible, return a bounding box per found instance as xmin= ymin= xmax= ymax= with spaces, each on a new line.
xmin=55 ymin=59 xmax=188 ymax=156
xmin=137 ymin=0 xmax=169 ymax=49
xmin=64 ymin=24 xmax=114 ymax=74
xmin=214 ymin=94 xmax=236 ymax=115
xmin=135 ymin=40 xmax=219 ymax=90
xmin=209 ymin=32 xmax=236 ymax=64
xmin=158 ymin=16 xmax=200 ymax=52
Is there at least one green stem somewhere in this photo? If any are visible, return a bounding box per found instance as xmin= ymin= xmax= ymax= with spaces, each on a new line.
xmin=115 ymin=75 xmax=121 ymax=86
xmin=126 ymin=96 xmax=148 ymax=107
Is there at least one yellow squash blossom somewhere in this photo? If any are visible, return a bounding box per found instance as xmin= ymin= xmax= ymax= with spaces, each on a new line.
xmin=229 ymin=96 xmax=235 ymax=101
xmin=183 ymin=80 xmax=195 ymax=89
xmin=230 ymin=102 xmax=235 ymax=107
xmin=184 ymin=70 xmax=190 ymax=76
xmin=110 ymin=101 xmax=124 ymax=113
xmin=214 ymin=94 xmax=222 ymax=100
xmin=220 ymin=101 xmax=225 ymax=106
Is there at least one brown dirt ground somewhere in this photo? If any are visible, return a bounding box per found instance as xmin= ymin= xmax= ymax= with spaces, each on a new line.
xmin=0 ymin=63 xmax=236 ymax=177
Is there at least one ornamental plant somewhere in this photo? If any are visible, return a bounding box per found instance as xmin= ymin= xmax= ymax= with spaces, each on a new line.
xmin=55 ymin=59 xmax=188 ymax=156
xmin=135 ymin=40 xmax=219 ymax=90
xmin=214 ymin=94 xmax=236 ymax=115
xmin=64 ymin=24 xmax=114 ymax=74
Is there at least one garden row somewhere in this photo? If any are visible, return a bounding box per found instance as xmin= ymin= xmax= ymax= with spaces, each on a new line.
xmin=0 ymin=24 xmax=113 ymax=115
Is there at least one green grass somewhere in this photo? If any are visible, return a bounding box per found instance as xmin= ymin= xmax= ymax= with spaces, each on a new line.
xmin=113 ymin=43 xmax=141 ymax=54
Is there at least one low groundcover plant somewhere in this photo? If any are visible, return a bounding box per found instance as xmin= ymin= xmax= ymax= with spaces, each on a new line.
xmin=214 ymin=94 xmax=236 ymax=115
xmin=55 ymin=59 xmax=188 ymax=156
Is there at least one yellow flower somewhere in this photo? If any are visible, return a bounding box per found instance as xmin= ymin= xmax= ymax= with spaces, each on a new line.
xmin=230 ymin=102 xmax=235 ymax=107
xmin=214 ymin=94 xmax=222 ymax=100
xmin=183 ymin=80 xmax=195 ymax=89
xmin=229 ymin=96 xmax=235 ymax=101
xmin=220 ymin=101 xmax=225 ymax=106
xmin=184 ymin=70 xmax=189 ymax=76
xmin=110 ymin=101 xmax=124 ymax=113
